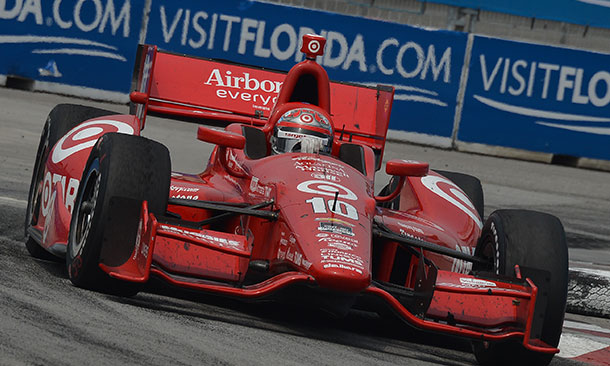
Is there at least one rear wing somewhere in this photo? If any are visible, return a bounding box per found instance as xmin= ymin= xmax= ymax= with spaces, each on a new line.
xmin=130 ymin=45 xmax=394 ymax=164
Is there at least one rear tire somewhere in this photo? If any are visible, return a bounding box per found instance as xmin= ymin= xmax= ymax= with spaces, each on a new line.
xmin=66 ymin=133 xmax=171 ymax=296
xmin=472 ymin=209 xmax=568 ymax=366
xmin=24 ymin=104 xmax=117 ymax=260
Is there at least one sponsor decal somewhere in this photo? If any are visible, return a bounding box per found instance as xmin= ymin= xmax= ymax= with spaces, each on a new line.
xmin=320 ymin=248 xmax=364 ymax=268
xmin=397 ymin=222 xmax=425 ymax=235
xmin=170 ymin=185 xmax=200 ymax=200
xmin=316 ymin=232 xmax=359 ymax=244
xmin=420 ymin=175 xmax=482 ymax=229
xmin=297 ymin=180 xmax=357 ymax=200
xmin=310 ymin=172 xmax=340 ymax=182
xmin=451 ymin=245 xmax=475 ymax=274
xmin=42 ymin=189 xmax=56 ymax=244
xmin=278 ymin=130 xmax=307 ymax=140
xmin=321 ymin=248 xmax=364 ymax=273
xmin=286 ymin=248 xmax=294 ymax=262
xmin=400 ymin=212 xmax=446 ymax=232
xmin=41 ymin=172 xmax=79 ymax=217
xmin=52 ymin=120 xmax=134 ymax=164
xmin=293 ymin=158 xmax=350 ymax=178
xmin=249 ymin=176 xmax=272 ymax=198
xmin=307 ymin=39 xmax=320 ymax=54
xmin=315 ymin=217 xmax=354 ymax=227
xmin=132 ymin=216 xmax=144 ymax=260
xmin=398 ymin=228 xmax=424 ymax=242
xmin=323 ymin=263 xmax=362 ymax=274
xmin=171 ymin=194 xmax=199 ymax=200
xmin=323 ymin=240 xmax=353 ymax=251
xmin=301 ymin=258 xmax=312 ymax=269
xmin=139 ymin=242 xmax=149 ymax=259
xmin=170 ymin=185 xmax=200 ymax=193
xmin=288 ymin=248 xmax=302 ymax=266
xmin=318 ymin=222 xmax=354 ymax=236
xmin=459 ymin=277 xmax=497 ymax=288
xmin=204 ymin=68 xmax=281 ymax=110
xmin=300 ymin=180 xmax=360 ymax=221
xmin=159 ymin=225 xmax=242 ymax=249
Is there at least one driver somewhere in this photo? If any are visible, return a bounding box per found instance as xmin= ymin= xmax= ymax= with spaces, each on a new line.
xmin=270 ymin=107 xmax=333 ymax=154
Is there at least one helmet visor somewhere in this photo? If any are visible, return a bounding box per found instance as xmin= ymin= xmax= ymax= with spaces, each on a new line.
xmin=272 ymin=127 xmax=331 ymax=154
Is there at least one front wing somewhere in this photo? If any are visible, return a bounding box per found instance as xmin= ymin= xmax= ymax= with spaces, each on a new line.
xmin=98 ymin=200 xmax=557 ymax=354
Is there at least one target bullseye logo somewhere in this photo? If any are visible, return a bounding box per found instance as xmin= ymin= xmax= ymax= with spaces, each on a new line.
xmin=51 ymin=120 xmax=135 ymax=164
xmin=308 ymin=40 xmax=320 ymax=54
xmin=300 ymin=114 xmax=313 ymax=123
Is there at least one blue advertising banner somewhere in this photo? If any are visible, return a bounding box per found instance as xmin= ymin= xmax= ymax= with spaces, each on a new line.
xmin=0 ymin=0 xmax=145 ymax=93
xmin=425 ymin=0 xmax=610 ymax=29
xmin=459 ymin=36 xmax=610 ymax=160
xmin=144 ymin=0 xmax=467 ymax=138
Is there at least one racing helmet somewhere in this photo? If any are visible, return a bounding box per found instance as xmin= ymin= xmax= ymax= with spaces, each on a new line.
xmin=270 ymin=107 xmax=333 ymax=154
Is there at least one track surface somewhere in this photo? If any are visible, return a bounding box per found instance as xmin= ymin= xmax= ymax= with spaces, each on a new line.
xmin=2 ymin=87 xmax=608 ymax=365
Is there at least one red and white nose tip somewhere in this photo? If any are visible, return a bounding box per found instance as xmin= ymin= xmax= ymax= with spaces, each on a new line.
xmin=301 ymin=34 xmax=326 ymax=59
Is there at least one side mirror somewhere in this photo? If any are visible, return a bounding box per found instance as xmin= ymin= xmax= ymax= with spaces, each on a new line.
xmin=376 ymin=160 xmax=428 ymax=203
xmin=197 ymin=125 xmax=245 ymax=149
xmin=386 ymin=159 xmax=429 ymax=177
xmin=129 ymin=91 xmax=148 ymax=104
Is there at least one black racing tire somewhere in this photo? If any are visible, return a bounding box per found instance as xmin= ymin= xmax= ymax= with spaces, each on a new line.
xmin=66 ymin=133 xmax=170 ymax=296
xmin=434 ymin=170 xmax=484 ymax=220
xmin=24 ymin=104 xmax=118 ymax=260
xmin=472 ymin=209 xmax=568 ymax=366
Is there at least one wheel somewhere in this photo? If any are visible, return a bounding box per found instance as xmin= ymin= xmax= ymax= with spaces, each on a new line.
xmin=434 ymin=170 xmax=484 ymax=220
xmin=24 ymin=104 xmax=117 ymax=260
xmin=66 ymin=133 xmax=171 ymax=295
xmin=472 ymin=209 xmax=568 ymax=366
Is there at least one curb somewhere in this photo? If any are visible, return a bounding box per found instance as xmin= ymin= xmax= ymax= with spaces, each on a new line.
xmin=567 ymin=268 xmax=610 ymax=319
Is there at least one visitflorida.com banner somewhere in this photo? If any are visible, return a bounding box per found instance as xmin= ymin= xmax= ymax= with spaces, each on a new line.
xmin=459 ymin=36 xmax=610 ymax=160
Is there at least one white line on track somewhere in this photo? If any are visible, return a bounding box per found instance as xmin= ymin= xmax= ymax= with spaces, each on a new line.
xmin=0 ymin=196 xmax=27 ymax=207
xmin=571 ymin=267 xmax=610 ymax=278
xmin=559 ymin=333 xmax=609 ymax=358
xmin=564 ymin=320 xmax=610 ymax=335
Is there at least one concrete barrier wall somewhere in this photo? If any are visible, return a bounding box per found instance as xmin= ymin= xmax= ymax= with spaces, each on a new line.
xmin=1 ymin=0 xmax=609 ymax=162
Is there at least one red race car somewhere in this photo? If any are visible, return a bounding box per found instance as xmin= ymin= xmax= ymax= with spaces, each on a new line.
xmin=25 ymin=34 xmax=568 ymax=366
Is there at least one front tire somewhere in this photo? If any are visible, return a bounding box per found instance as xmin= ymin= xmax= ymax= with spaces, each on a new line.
xmin=66 ymin=133 xmax=170 ymax=295
xmin=472 ymin=209 xmax=568 ymax=366
xmin=25 ymin=104 xmax=117 ymax=260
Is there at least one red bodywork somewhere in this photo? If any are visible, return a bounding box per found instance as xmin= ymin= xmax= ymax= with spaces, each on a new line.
xmin=30 ymin=36 xmax=557 ymax=354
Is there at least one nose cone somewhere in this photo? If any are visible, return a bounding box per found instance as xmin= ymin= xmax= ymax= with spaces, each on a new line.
xmin=311 ymin=256 xmax=371 ymax=292
xmin=302 ymin=218 xmax=372 ymax=293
